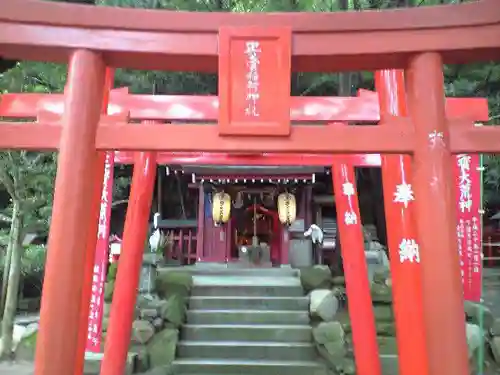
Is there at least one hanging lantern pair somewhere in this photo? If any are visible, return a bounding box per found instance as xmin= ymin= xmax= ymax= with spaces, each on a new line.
xmin=212 ymin=191 xmax=231 ymax=225
xmin=277 ymin=192 xmax=296 ymax=226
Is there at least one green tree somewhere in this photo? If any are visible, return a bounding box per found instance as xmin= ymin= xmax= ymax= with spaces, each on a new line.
xmin=0 ymin=152 xmax=55 ymax=358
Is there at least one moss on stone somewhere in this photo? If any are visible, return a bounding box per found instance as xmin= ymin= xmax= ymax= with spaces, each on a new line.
xmin=107 ymin=263 xmax=118 ymax=282
xmin=299 ymin=267 xmax=332 ymax=293
xmin=104 ymin=281 xmax=115 ymax=303
xmin=155 ymin=271 xmax=193 ymax=300
xmin=15 ymin=331 xmax=38 ymax=361
xmin=146 ymin=328 xmax=179 ymax=368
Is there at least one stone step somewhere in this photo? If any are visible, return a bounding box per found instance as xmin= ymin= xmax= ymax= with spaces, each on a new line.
xmin=192 ymin=275 xmax=302 ymax=287
xmin=188 ymin=296 xmax=309 ymax=311
xmin=84 ymin=351 xmax=136 ymax=375
xmin=180 ymin=264 xmax=300 ymax=277
xmin=181 ymin=324 xmax=312 ymax=342
xmin=172 ymin=359 xmax=326 ymax=375
xmin=186 ymin=310 xmax=310 ymax=325
xmin=177 ymin=341 xmax=316 ymax=361
xmin=191 ymin=284 xmax=303 ymax=297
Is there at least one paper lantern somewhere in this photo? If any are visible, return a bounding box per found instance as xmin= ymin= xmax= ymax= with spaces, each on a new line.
xmin=277 ymin=192 xmax=296 ymax=226
xmin=212 ymin=192 xmax=231 ymax=224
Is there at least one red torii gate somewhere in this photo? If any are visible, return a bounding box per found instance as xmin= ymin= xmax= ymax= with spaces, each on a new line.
xmin=0 ymin=2 xmax=498 ymax=375
xmin=0 ymin=70 xmax=489 ymax=375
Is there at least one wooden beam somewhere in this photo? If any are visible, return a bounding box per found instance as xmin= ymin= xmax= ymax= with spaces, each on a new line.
xmin=0 ymin=120 xmax=415 ymax=153
xmin=0 ymin=1 xmax=498 ymax=72
xmin=2 ymin=118 xmax=497 ymax=153
xmin=0 ymin=91 xmax=489 ymax=123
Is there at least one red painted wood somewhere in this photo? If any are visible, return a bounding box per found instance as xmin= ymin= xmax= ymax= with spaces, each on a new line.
xmin=375 ymin=69 xmax=428 ymax=375
xmin=331 ymin=159 xmax=381 ymax=375
xmin=34 ymin=50 xmax=106 ymax=375
xmin=196 ymin=185 xmax=205 ymax=262
xmin=100 ymin=149 xmax=157 ymax=375
xmin=0 ymin=91 xmax=488 ymax=123
xmin=0 ymin=4 xmax=496 ymax=375
xmin=218 ymin=27 xmax=291 ymax=136
xmin=75 ymin=68 xmax=115 ymax=375
xmin=0 ymin=1 xmax=498 ymax=72
xmin=407 ymin=53 xmax=469 ymax=375
xmin=0 ymin=120 xmax=417 ymax=153
xmin=116 ymin=152 xmax=383 ymax=167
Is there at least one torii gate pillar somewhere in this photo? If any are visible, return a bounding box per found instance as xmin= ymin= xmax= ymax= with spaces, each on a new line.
xmin=407 ymin=53 xmax=469 ymax=375
xmin=34 ymin=50 xmax=106 ymax=375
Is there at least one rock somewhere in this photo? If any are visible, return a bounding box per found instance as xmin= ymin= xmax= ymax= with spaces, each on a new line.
xmin=492 ymin=318 xmax=500 ymax=336
xmin=8 ymin=323 xmax=37 ymax=353
xmin=300 ymin=266 xmax=332 ymax=292
xmin=140 ymin=367 xmax=174 ymax=375
xmin=131 ymin=320 xmax=155 ymax=344
xmin=155 ymin=271 xmax=193 ymax=299
xmin=107 ymin=263 xmax=118 ymax=282
xmin=313 ymin=321 xmax=345 ymax=345
xmin=316 ymin=340 xmax=347 ymax=366
xmin=376 ymin=322 xmax=396 ymax=336
xmin=137 ymin=294 xmax=166 ymax=311
xmin=147 ymin=328 xmax=179 ymax=368
xmin=104 ymin=302 xmax=112 ymax=317
xmin=331 ymin=286 xmax=346 ymax=299
xmin=466 ymin=323 xmax=483 ymax=360
xmin=140 ymin=308 xmax=160 ymax=320
xmin=160 ymin=294 xmax=186 ymax=327
xmin=371 ymin=283 xmax=392 ymax=304
xmin=15 ymin=330 xmax=37 ymax=361
xmin=491 ymin=336 xmax=500 ymax=364
xmin=340 ymin=320 xmax=395 ymax=337
xmin=372 ymin=267 xmax=390 ymax=285
xmin=336 ymin=357 xmax=356 ymax=375
xmin=130 ymin=345 xmax=150 ymax=373
xmin=378 ymin=336 xmax=398 ymax=355
xmin=385 ymin=278 xmax=392 ymax=288
xmin=309 ymin=289 xmax=339 ymax=322
xmin=332 ymin=276 xmax=345 ymax=286
xmin=464 ymin=301 xmax=494 ymax=331
xmin=104 ymin=281 xmax=115 ymax=303
xmin=152 ymin=317 xmax=164 ymax=331
xmin=373 ymin=305 xmax=393 ymax=322
xmin=102 ymin=317 xmax=110 ymax=332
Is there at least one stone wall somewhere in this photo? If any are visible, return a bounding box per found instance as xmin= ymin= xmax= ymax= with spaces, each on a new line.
xmin=103 ymin=268 xmax=193 ymax=374
xmin=300 ymin=265 xmax=497 ymax=375
xmin=300 ymin=265 xmax=355 ymax=375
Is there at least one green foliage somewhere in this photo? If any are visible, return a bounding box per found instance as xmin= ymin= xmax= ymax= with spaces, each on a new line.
xmin=0 ymin=152 xmax=56 ymax=237
xmin=20 ymin=245 xmax=47 ymax=277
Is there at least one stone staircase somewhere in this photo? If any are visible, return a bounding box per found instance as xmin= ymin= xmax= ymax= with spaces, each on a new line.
xmin=172 ymin=266 xmax=326 ymax=375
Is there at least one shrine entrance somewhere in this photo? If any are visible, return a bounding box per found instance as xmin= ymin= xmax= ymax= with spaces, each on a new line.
xmin=0 ymin=2 xmax=498 ymax=375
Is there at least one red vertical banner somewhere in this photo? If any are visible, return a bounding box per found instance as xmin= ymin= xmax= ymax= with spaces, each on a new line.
xmin=218 ymin=26 xmax=291 ymax=136
xmin=86 ymin=151 xmax=114 ymax=352
xmin=455 ymin=154 xmax=482 ymax=302
xmin=332 ymin=160 xmax=382 ymax=375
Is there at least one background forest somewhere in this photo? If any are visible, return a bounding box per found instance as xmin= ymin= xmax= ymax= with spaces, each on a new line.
xmin=0 ymin=0 xmax=498 ymax=358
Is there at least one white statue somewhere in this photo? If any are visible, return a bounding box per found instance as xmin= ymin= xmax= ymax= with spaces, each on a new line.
xmin=149 ymin=212 xmax=162 ymax=252
xmin=304 ymin=224 xmax=324 ymax=245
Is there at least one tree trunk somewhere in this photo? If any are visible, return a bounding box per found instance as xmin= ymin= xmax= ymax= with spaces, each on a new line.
xmin=0 ymin=220 xmax=15 ymax=317
xmin=0 ymin=201 xmax=23 ymax=359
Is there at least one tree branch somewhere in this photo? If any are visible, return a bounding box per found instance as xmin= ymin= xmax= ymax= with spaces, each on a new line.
xmin=111 ymin=199 xmax=129 ymax=208
xmin=0 ymin=164 xmax=17 ymax=200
